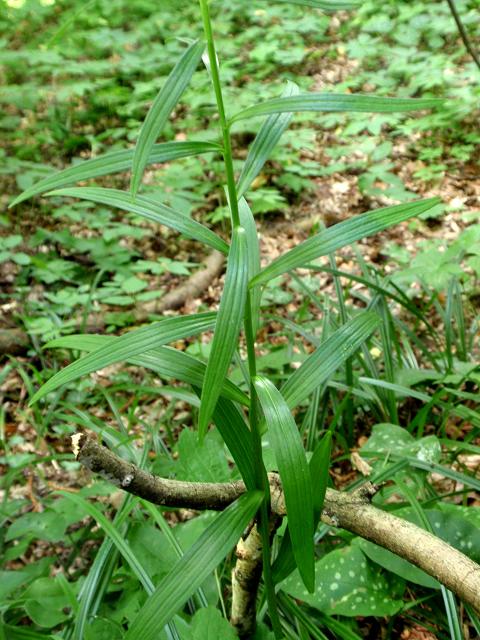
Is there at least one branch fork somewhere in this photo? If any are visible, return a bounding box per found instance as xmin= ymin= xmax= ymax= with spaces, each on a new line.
xmin=72 ymin=433 xmax=480 ymax=633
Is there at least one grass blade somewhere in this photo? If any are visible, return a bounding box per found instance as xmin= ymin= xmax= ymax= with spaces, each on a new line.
xmin=281 ymin=312 xmax=380 ymax=409
xmin=30 ymin=313 xmax=216 ymax=405
xmin=42 ymin=336 xmax=249 ymax=406
xmin=131 ymin=40 xmax=204 ymax=196
xmin=9 ymin=141 xmax=219 ymax=208
xmin=56 ymin=492 xmax=155 ymax=594
xmin=230 ymin=94 xmax=442 ymax=125
xmin=46 ymin=187 xmax=228 ymax=254
xmin=198 ymin=226 xmax=249 ymax=439
xmin=236 ymin=81 xmax=299 ymax=199
xmin=254 ymin=375 xmax=315 ymax=591
xmin=75 ymin=495 xmax=135 ymax=640
xmin=124 ymin=491 xmax=263 ymax=640
xmin=251 ymin=197 xmax=441 ymax=287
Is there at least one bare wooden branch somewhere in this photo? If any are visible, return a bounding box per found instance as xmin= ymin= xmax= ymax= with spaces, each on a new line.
xmin=73 ymin=433 xmax=480 ymax=614
xmin=74 ymin=433 xmax=243 ymax=511
xmin=231 ymin=524 xmax=263 ymax=637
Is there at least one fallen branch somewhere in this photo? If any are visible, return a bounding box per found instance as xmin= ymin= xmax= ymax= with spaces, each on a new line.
xmin=73 ymin=434 xmax=480 ymax=615
xmin=0 ymin=251 xmax=224 ymax=357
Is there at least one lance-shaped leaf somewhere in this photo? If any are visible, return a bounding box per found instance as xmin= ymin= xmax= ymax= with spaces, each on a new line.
xmin=236 ymin=81 xmax=299 ymax=199
xmin=30 ymin=313 xmax=216 ymax=405
xmin=131 ymin=40 xmax=204 ymax=196
xmin=9 ymin=141 xmax=220 ymax=208
xmin=198 ymin=226 xmax=249 ymax=439
xmin=46 ymin=187 xmax=228 ymax=254
xmin=195 ymin=390 xmax=256 ymax=491
xmin=251 ymin=197 xmax=441 ymax=287
xmin=282 ymin=312 xmax=380 ymax=409
xmin=254 ymin=375 xmax=315 ymax=592
xmin=230 ymin=93 xmax=442 ymax=125
xmin=44 ymin=335 xmax=249 ymax=406
xmin=273 ymin=432 xmax=332 ymax=583
xmin=238 ymin=198 xmax=261 ymax=336
xmin=271 ymin=0 xmax=360 ymax=9
xmin=125 ymin=491 xmax=263 ymax=640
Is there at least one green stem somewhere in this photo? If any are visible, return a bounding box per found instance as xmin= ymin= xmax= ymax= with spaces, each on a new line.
xmin=198 ymin=0 xmax=240 ymax=229
xmin=245 ymin=295 xmax=283 ymax=638
xmin=198 ymin=1 xmax=281 ymax=635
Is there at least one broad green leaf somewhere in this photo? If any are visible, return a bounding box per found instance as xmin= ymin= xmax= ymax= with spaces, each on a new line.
xmin=46 ymin=187 xmax=228 ymax=254
xmin=30 ymin=313 xmax=216 ymax=405
xmin=272 ymin=432 xmax=332 ymax=584
xmin=173 ymin=428 xmax=231 ymax=483
xmin=282 ymin=312 xmax=380 ymax=409
xmin=189 ymin=607 xmax=237 ymax=640
xmin=251 ymin=197 xmax=441 ymax=286
xmin=0 ymin=571 xmax=31 ymax=602
xmin=254 ymin=375 xmax=315 ymax=591
xmin=281 ymin=545 xmax=403 ymax=617
xmin=60 ymin=492 xmax=178 ymax=640
xmin=238 ymin=198 xmax=261 ymax=336
xmin=230 ymin=93 xmax=442 ymax=125
xmin=399 ymin=508 xmax=480 ymax=564
xmin=360 ymin=423 xmax=441 ymax=464
xmin=131 ymin=40 xmax=204 ymax=195
xmin=24 ymin=576 xmax=74 ymax=628
xmin=43 ymin=336 xmax=249 ymax=406
xmin=198 ymin=226 xmax=249 ymax=439
xmin=272 ymin=0 xmax=360 ymax=9
xmin=237 ymin=81 xmax=299 ymax=199
xmin=125 ymin=491 xmax=263 ymax=640
xmin=9 ymin=141 xmax=219 ymax=208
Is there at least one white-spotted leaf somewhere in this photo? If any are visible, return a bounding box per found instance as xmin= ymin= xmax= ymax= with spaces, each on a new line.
xmin=281 ymin=545 xmax=403 ymax=617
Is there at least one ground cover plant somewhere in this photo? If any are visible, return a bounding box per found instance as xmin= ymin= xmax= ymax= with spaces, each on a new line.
xmin=1 ymin=0 xmax=480 ymax=638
